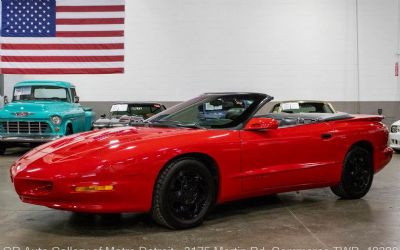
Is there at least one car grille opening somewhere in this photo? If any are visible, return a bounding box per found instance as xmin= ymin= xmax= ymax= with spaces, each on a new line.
xmin=15 ymin=179 xmax=53 ymax=197
xmin=1 ymin=121 xmax=50 ymax=134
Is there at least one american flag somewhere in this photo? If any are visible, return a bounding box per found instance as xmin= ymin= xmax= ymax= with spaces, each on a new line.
xmin=0 ymin=0 xmax=125 ymax=74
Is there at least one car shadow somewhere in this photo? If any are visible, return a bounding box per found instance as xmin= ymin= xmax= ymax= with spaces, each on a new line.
xmin=2 ymin=146 xmax=31 ymax=156
xmin=21 ymin=192 xmax=348 ymax=237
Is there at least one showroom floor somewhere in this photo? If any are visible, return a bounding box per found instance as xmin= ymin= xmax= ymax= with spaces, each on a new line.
xmin=0 ymin=148 xmax=399 ymax=249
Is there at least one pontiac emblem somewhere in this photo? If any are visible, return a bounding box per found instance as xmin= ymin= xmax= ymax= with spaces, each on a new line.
xmin=14 ymin=112 xmax=32 ymax=117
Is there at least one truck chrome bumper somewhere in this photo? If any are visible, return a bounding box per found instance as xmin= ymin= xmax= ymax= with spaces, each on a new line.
xmin=0 ymin=135 xmax=61 ymax=143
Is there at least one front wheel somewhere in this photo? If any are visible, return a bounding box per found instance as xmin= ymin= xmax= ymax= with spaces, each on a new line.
xmin=331 ymin=146 xmax=374 ymax=199
xmin=151 ymin=158 xmax=216 ymax=229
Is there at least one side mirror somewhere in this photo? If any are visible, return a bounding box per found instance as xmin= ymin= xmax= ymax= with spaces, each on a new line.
xmin=4 ymin=96 xmax=9 ymax=105
xmin=74 ymin=96 xmax=80 ymax=103
xmin=244 ymin=117 xmax=279 ymax=131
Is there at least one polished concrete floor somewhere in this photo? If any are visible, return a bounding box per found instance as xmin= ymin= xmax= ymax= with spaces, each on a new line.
xmin=0 ymin=148 xmax=399 ymax=250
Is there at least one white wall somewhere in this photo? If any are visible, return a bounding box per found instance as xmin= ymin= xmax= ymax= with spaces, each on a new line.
xmin=4 ymin=0 xmax=400 ymax=102
xmin=358 ymin=0 xmax=400 ymax=101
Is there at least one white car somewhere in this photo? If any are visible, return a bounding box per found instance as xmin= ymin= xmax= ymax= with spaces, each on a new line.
xmin=389 ymin=121 xmax=400 ymax=153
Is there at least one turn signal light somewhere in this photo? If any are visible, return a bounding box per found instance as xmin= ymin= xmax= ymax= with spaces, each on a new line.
xmin=75 ymin=185 xmax=114 ymax=192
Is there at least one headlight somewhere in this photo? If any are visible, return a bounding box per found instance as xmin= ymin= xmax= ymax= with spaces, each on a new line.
xmin=51 ymin=115 xmax=62 ymax=126
xmin=391 ymin=125 xmax=399 ymax=133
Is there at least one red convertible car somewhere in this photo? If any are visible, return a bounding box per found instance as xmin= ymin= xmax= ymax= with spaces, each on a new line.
xmin=10 ymin=93 xmax=393 ymax=229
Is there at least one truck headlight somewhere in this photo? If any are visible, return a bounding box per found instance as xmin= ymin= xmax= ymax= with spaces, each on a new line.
xmin=51 ymin=115 xmax=62 ymax=126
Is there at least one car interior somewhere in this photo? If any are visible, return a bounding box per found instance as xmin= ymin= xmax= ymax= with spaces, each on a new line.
xmin=256 ymin=112 xmax=353 ymax=127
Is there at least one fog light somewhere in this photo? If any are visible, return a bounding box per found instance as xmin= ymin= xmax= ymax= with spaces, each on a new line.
xmin=75 ymin=185 xmax=114 ymax=192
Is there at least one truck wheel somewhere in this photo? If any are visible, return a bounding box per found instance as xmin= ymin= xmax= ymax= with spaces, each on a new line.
xmin=0 ymin=144 xmax=6 ymax=155
xmin=151 ymin=158 xmax=216 ymax=229
xmin=331 ymin=146 xmax=373 ymax=199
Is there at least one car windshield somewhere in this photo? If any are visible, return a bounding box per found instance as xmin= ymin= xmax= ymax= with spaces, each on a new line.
xmin=13 ymin=86 xmax=69 ymax=102
xmin=147 ymin=93 xmax=270 ymax=129
xmin=110 ymin=104 xmax=165 ymax=119
xmin=272 ymin=102 xmax=334 ymax=113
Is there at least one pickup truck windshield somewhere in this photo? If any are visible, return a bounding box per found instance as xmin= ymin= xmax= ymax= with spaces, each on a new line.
xmin=13 ymin=86 xmax=69 ymax=102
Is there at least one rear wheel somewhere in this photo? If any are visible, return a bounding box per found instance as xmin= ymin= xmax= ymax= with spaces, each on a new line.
xmin=151 ymin=158 xmax=216 ymax=229
xmin=331 ymin=146 xmax=373 ymax=199
xmin=0 ymin=143 xmax=6 ymax=155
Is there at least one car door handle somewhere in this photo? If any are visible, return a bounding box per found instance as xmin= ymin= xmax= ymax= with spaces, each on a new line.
xmin=321 ymin=133 xmax=332 ymax=140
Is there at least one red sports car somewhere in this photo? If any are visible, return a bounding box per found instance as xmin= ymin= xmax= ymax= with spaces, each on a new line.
xmin=10 ymin=93 xmax=393 ymax=229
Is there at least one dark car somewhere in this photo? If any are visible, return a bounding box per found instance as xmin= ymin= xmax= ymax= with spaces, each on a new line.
xmin=270 ymin=100 xmax=336 ymax=114
xmin=93 ymin=102 xmax=166 ymax=129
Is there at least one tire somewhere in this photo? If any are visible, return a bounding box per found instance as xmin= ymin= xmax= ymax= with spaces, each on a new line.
xmin=331 ymin=146 xmax=374 ymax=199
xmin=0 ymin=143 xmax=6 ymax=155
xmin=65 ymin=125 xmax=73 ymax=136
xmin=151 ymin=158 xmax=216 ymax=229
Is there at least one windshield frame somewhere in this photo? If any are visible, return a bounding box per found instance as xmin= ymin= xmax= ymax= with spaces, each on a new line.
xmin=146 ymin=93 xmax=273 ymax=130
xmin=12 ymin=85 xmax=71 ymax=103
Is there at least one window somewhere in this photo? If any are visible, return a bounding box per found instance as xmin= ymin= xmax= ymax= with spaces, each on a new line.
xmin=70 ymin=88 xmax=77 ymax=102
xmin=148 ymin=94 xmax=265 ymax=129
xmin=13 ymin=86 xmax=68 ymax=102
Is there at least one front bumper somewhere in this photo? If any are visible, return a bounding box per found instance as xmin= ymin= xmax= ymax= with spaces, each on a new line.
xmin=0 ymin=135 xmax=61 ymax=143
xmin=389 ymin=132 xmax=400 ymax=149
xmin=12 ymin=176 xmax=151 ymax=213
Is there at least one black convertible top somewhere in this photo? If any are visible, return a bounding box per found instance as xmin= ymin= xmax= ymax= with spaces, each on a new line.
xmin=256 ymin=112 xmax=353 ymax=127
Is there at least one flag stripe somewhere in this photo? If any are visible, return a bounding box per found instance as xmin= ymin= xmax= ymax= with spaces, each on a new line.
xmin=0 ymin=37 xmax=125 ymax=44
xmin=1 ymin=50 xmax=124 ymax=56
xmin=1 ymin=43 xmax=124 ymax=50
xmin=56 ymin=31 xmax=124 ymax=37
xmin=57 ymin=0 xmax=125 ymax=7
xmin=0 ymin=62 xmax=124 ymax=68
xmin=56 ymin=18 xmax=125 ymax=25
xmin=1 ymin=68 xmax=124 ymax=74
xmin=56 ymin=5 xmax=125 ymax=12
xmin=56 ymin=12 xmax=125 ymax=19
xmin=2 ymin=56 xmax=124 ymax=62
xmin=56 ymin=24 xmax=124 ymax=31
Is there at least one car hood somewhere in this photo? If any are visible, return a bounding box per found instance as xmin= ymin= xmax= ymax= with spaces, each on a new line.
xmin=392 ymin=120 xmax=400 ymax=127
xmin=0 ymin=102 xmax=71 ymax=118
xmin=22 ymin=126 xmax=205 ymax=164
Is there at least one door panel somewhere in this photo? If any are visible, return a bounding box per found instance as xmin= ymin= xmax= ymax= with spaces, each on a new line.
xmin=240 ymin=123 xmax=340 ymax=193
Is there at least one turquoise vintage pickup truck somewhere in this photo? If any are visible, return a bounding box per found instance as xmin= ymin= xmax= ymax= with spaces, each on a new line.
xmin=0 ymin=81 xmax=96 ymax=154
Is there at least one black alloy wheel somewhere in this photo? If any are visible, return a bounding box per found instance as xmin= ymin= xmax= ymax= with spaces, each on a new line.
xmin=151 ymin=158 xmax=216 ymax=229
xmin=331 ymin=146 xmax=374 ymax=199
